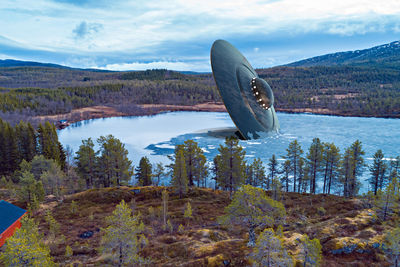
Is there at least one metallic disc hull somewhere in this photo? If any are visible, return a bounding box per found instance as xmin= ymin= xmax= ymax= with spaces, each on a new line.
xmin=210 ymin=40 xmax=279 ymax=139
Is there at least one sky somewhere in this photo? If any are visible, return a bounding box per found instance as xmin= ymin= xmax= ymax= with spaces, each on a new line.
xmin=1 ymin=0 xmax=400 ymax=72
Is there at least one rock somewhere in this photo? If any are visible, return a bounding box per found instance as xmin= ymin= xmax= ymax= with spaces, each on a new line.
xmin=372 ymin=242 xmax=380 ymax=249
xmin=79 ymin=230 xmax=94 ymax=239
xmin=356 ymin=248 xmax=371 ymax=254
xmin=131 ymin=189 xmax=141 ymax=194
xmin=330 ymin=244 xmax=358 ymax=255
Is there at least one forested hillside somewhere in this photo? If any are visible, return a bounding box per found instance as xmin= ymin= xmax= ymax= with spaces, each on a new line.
xmin=259 ymin=65 xmax=400 ymax=117
xmin=1 ymin=40 xmax=400 ymax=124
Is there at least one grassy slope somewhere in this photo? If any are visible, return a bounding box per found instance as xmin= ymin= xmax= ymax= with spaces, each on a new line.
xmin=14 ymin=186 xmax=394 ymax=266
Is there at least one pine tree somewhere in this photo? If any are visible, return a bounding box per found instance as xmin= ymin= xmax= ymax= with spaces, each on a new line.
xmin=284 ymin=140 xmax=303 ymax=192
xmin=101 ymin=200 xmax=146 ymax=266
xmin=212 ymin=154 xmax=221 ymax=190
xmin=170 ymin=140 xmax=209 ymax=188
xmin=15 ymin=121 xmax=37 ymax=163
xmin=298 ymin=234 xmax=322 ymax=267
xmin=28 ymin=155 xmax=54 ymax=180
xmin=385 ymin=227 xmax=400 ymax=267
xmin=215 ymin=137 xmax=246 ymax=196
xmin=37 ymin=122 xmax=64 ymax=167
xmin=183 ymin=140 xmax=196 ymax=186
xmin=40 ymin=161 xmax=66 ymax=199
xmin=374 ymin=176 xmax=399 ymax=221
xmin=65 ymin=245 xmax=73 ymax=258
xmin=267 ymin=154 xmax=279 ymax=190
xmin=340 ymin=147 xmax=352 ymax=197
xmin=248 ymin=158 xmax=266 ymax=187
xmin=246 ymin=163 xmax=255 ymax=186
xmin=178 ymin=224 xmax=185 ymax=234
xmin=250 ymin=228 xmax=293 ymax=267
xmin=306 ymin=138 xmax=323 ymax=194
xmin=184 ymin=202 xmax=193 ymax=226
xmin=281 ymin=160 xmax=291 ymax=192
xmin=0 ymin=176 xmax=7 ymax=188
xmin=135 ymin=156 xmax=153 ymax=186
xmin=390 ymin=156 xmax=400 ymax=179
xmin=271 ymin=177 xmax=282 ymax=201
xmin=348 ymin=140 xmax=365 ymax=197
xmin=301 ymin=163 xmax=311 ymax=193
xmin=171 ymin=148 xmax=188 ymax=198
xmin=323 ymin=143 xmax=341 ymax=195
xmin=369 ymin=149 xmax=388 ymax=195
xmin=17 ymin=171 xmax=45 ymax=205
xmin=0 ymin=121 xmax=19 ymax=175
xmin=182 ymin=140 xmax=208 ymax=187
xmin=75 ymin=138 xmax=97 ymax=189
xmin=25 ymin=122 xmax=37 ymax=162
xmin=297 ymin=158 xmax=305 ymax=193
xmin=0 ymin=216 xmax=56 ymax=266
xmin=70 ymin=200 xmax=78 ymax=215
xmin=153 ymin=162 xmax=165 ymax=186
xmin=184 ymin=202 xmax=193 ymax=218
xmin=193 ymin=152 xmax=208 ymax=187
xmin=162 ymin=189 xmax=168 ymax=228
xmin=97 ymin=135 xmax=133 ymax=187
xmin=45 ymin=210 xmax=60 ymax=242
xmin=218 ymin=185 xmax=286 ymax=247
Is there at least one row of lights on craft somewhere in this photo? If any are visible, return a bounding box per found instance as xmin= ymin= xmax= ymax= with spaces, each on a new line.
xmin=251 ymin=78 xmax=270 ymax=110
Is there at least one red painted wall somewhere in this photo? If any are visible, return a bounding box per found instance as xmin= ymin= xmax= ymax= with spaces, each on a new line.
xmin=0 ymin=216 xmax=23 ymax=247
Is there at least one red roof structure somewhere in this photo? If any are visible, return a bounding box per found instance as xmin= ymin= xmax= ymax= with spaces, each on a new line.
xmin=0 ymin=200 xmax=26 ymax=247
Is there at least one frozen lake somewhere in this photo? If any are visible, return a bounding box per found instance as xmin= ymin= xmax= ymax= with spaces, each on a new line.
xmin=59 ymin=111 xmax=400 ymax=192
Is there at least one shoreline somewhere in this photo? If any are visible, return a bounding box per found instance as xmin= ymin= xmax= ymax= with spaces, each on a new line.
xmin=35 ymin=103 xmax=399 ymax=130
xmin=38 ymin=103 xmax=228 ymax=129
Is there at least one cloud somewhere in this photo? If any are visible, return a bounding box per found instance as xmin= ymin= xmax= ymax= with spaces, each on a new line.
xmin=1 ymin=0 xmax=400 ymax=70
xmin=72 ymin=21 xmax=103 ymax=40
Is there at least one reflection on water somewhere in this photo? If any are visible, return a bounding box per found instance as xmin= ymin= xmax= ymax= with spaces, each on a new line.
xmin=59 ymin=111 xmax=400 ymax=193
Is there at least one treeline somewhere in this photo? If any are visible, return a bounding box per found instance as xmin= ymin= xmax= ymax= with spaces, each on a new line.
xmin=0 ymin=79 xmax=219 ymax=117
xmin=2 ymin=65 xmax=400 ymax=124
xmin=74 ymin=135 xmax=400 ymax=200
xmin=120 ymin=69 xmax=189 ymax=80
xmin=74 ymin=135 xmax=133 ymax=188
xmin=0 ymin=119 xmax=65 ymax=177
xmin=0 ymin=133 xmax=133 ymax=209
xmin=3 ymin=127 xmax=400 ymax=207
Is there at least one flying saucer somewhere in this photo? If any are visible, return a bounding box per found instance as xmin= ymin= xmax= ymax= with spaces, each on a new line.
xmin=210 ymin=39 xmax=279 ymax=139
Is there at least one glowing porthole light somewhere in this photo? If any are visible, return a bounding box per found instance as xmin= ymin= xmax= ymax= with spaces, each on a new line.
xmin=251 ymin=77 xmax=271 ymax=110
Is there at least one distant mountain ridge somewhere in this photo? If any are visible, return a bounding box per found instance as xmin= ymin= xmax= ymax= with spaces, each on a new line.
xmin=287 ymin=40 xmax=400 ymax=68
xmin=0 ymin=59 xmax=70 ymax=69
xmin=3 ymin=39 xmax=400 ymax=71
